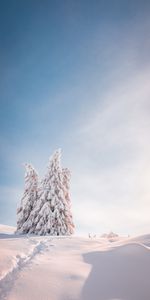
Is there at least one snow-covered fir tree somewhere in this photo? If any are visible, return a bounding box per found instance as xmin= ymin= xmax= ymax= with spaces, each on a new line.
xmin=62 ymin=168 xmax=74 ymax=234
xmin=16 ymin=164 xmax=39 ymax=234
xmin=16 ymin=150 xmax=74 ymax=235
xmin=30 ymin=149 xmax=74 ymax=235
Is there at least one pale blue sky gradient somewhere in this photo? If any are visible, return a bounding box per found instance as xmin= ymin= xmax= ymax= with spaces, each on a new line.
xmin=1 ymin=1 xmax=150 ymax=235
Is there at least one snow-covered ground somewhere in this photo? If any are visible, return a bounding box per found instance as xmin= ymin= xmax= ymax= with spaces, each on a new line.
xmin=0 ymin=225 xmax=150 ymax=300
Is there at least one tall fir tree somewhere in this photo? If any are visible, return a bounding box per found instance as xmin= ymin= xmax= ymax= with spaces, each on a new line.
xmin=31 ymin=149 xmax=74 ymax=235
xmin=16 ymin=164 xmax=39 ymax=234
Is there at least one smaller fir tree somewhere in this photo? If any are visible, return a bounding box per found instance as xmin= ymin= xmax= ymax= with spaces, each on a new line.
xmin=16 ymin=164 xmax=39 ymax=234
xmin=62 ymin=168 xmax=74 ymax=235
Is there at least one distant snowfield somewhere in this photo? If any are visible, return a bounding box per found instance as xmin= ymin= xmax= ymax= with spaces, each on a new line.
xmin=0 ymin=225 xmax=150 ymax=300
xmin=0 ymin=224 xmax=16 ymax=234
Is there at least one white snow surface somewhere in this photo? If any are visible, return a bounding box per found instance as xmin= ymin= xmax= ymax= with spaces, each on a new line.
xmin=0 ymin=225 xmax=150 ymax=300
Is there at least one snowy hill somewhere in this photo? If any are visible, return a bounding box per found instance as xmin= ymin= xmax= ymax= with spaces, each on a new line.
xmin=0 ymin=228 xmax=150 ymax=300
xmin=0 ymin=224 xmax=16 ymax=234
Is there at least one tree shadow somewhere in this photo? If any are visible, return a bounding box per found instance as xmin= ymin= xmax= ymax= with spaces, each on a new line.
xmin=82 ymin=243 xmax=150 ymax=300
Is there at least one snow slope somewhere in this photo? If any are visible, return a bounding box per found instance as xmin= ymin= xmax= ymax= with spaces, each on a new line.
xmin=0 ymin=227 xmax=150 ymax=300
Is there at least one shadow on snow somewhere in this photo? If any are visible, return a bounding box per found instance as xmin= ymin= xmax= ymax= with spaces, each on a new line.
xmin=82 ymin=243 xmax=150 ymax=300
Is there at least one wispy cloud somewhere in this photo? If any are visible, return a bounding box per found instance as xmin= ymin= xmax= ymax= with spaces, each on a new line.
xmin=69 ymin=65 xmax=150 ymax=235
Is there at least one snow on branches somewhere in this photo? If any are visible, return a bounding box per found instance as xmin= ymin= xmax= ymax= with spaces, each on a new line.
xmin=16 ymin=150 xmax=74 ymax=236
xmin=16 ymin=164 xmax=39 ymax=234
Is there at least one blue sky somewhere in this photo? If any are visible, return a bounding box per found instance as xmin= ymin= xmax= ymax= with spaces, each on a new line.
xmin=1 ymin=0 xmax=150 ymax=235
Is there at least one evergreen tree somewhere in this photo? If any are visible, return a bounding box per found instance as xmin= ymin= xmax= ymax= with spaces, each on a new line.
xmin=16 ymin=150 xmax=75 ymax=235
xmin=16 ymin=164 xmax=39 ymax=234
xmin=31 ymin=149 xmax=74 ymax=235
xmin=62 ymin=168 xmax=74 ymax=235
